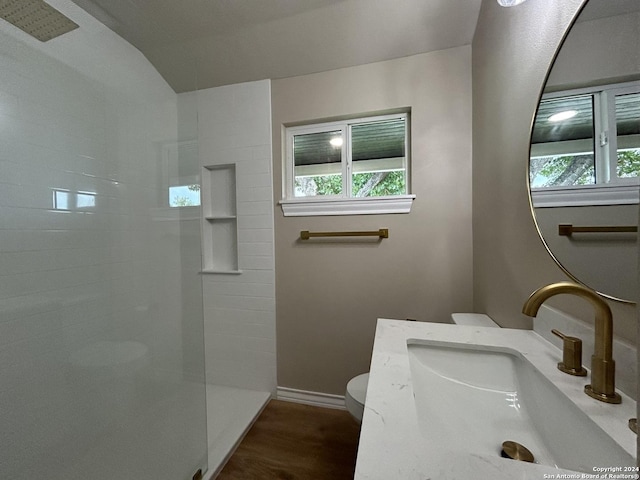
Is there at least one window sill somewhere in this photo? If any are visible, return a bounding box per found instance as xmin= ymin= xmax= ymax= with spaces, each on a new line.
xmin=279 ymin=195 xmax=416 ymax=216
xmin=531 ymin=184 xmax=639 ymax=208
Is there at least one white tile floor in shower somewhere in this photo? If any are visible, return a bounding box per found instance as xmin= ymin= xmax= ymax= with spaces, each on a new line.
xmin=48 ymin=381 xmax=268 ymax=480
xmin=205 ymin=384 xmax=271 ymax=479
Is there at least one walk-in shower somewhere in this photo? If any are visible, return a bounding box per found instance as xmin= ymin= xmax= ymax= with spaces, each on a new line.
xmin=0 ymin=1 xmax=274 ymax=479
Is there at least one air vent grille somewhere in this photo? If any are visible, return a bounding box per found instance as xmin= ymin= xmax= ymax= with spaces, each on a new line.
xmin=0 ymin=0 xmax=78 ymax=41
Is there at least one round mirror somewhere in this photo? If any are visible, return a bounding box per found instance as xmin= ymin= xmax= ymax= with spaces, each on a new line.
xmin=529 ymin=0 xmax=640 ymax=303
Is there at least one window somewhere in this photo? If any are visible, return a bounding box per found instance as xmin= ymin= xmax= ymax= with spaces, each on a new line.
xmin=530 ymin=81 xmax=640 ymax=206
xmin=162 ymin=141 xmax=201 ymax=209
xmin=52 ymin=188 xmax=96 ymax=210
xmin=169 ymin=184 xmax=201 ymax=207
xmin=281 ymin=112 xmax=415 ymax=216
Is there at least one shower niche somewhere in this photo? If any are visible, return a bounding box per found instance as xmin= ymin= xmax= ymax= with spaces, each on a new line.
xmin=201 ymin=164 xmax=241 ymax=274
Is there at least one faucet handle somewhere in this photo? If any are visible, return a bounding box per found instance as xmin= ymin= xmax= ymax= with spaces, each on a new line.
xmin=552 ymin=329 xmax=588 ymax=376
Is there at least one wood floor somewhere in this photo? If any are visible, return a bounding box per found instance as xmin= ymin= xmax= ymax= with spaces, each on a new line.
xmin=216 ymin=400 xmax=361 ymax=480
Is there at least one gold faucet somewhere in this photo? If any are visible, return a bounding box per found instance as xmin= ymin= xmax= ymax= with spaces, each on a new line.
xmin=522 ymin=282 xmax=621 ymax=404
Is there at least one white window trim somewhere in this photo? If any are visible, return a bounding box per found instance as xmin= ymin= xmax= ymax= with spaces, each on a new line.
xmin=281 ymin=112 xmax=414 ymax=216
xmin=531 ymin=183 xmax=639 ymax=208
xmin=280 ymin=194 xmax=416 ymax=216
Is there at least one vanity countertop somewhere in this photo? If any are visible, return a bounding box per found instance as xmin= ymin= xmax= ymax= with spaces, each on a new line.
xmin=354 ymin=319 xmax=637 ymax=480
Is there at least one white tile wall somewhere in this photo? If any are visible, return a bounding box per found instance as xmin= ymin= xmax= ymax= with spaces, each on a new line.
xmin=0 ymin=2 xmax=207 ymax=478
xmin=191 ymin=80 xmax=277 ymax=394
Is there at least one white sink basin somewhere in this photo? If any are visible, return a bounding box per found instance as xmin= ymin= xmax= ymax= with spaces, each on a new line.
xmin=354 ymin=320 xmax=637 ymax=480
xmin=407 ymin=340 xmax=634 ymax=472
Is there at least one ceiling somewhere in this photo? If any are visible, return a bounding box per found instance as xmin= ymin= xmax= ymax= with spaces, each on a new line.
xmin=70 ymin=0 xmax=482 ymax=93
xmin=576 ymin=0 xmax=640 ymax=22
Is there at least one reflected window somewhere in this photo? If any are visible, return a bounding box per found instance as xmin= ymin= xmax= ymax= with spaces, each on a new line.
xmin=531 ymin=81 xmax=640 ymax=189
xmin=164 ymin=141 xmax=201 ymax=208
xmin=169 ymin=185 xmax=201 ymax=207
xmin=530 ymin=95 xmax=595 ymax=188
xmin=615 ymin=92 xmax=640 ymax=179
xmin=53 ymin=189 xmax=95 ymax=210
xmin=77 ymin=191 xmax=96 ymax=208
xmin=53 ymin=189 xmax=70 ymax=210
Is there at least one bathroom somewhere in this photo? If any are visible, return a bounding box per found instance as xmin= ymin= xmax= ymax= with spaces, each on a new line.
xmin=0 ymin=0 xmax=637 ymax=478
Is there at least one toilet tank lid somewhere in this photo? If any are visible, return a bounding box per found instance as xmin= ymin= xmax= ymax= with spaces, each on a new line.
xmin=451 ymin=313 xmax=499 ymax=328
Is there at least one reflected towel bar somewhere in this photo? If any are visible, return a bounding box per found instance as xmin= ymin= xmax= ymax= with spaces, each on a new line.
xmin=300 ymin=228 xmax=389 ymax=240
xmin=558 ymin=223 xmax=638 ymax=236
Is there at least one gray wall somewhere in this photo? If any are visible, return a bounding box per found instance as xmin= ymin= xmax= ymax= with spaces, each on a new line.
xmin=472 ymin=0 xmax=637 ymax=343
xmin=534 ymin=204 xmax=638 ymax=303
xmin=272 ymin=47 xmax=473 ymax=395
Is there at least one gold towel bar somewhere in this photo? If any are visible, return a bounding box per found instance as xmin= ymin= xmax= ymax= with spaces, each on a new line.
xmin=300 ymin=229 xmax=389 ymax=240
xmin=558 ymin=223 xmax=638 ymax=236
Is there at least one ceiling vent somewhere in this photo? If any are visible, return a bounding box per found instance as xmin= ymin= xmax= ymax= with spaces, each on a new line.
xmin=0 ymin=0 xmax=78 ymax=41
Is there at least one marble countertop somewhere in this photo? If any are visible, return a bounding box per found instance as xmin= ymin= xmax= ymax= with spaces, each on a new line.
xmin=354 ymin=319 xmax=637 ymax=480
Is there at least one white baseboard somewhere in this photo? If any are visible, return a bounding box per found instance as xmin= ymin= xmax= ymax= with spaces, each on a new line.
xmin=276 ymin=386 xmax=346 ymax=410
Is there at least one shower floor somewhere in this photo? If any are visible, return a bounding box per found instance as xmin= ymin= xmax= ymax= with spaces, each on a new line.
xmin=205 ymin=385 xmax=271 ymax=478
xmin=44 ymin=381 xmax=267 ymax=479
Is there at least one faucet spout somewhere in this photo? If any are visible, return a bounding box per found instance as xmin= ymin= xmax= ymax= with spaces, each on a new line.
xmin=522 ymin=282 xmax=621 ymax=404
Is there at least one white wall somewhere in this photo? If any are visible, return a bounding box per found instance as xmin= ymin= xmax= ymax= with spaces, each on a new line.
xmin=193 ymin=80 xmax=277 ymax=394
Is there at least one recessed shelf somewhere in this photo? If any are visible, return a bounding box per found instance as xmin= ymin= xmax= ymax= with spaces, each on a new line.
xmin=201 ymin=164 xmax=240 ymax=274
xmin=200 ymin=269 xmax=243 ymax=275
xmin=205 ymin=215 xmax=237 ymax=221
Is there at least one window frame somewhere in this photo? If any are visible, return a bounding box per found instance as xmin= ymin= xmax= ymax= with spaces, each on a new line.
xmin=530 ymin=80 xmax=640 ymax=207
xmin=281 ymin=112 xmax=415 ymax=216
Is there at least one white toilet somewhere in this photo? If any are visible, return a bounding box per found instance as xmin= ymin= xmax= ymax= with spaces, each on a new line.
xmin=345 ymin=372 xmax=369 ymax=423
xmin=345 ymin=314 xmax=499 ymax=423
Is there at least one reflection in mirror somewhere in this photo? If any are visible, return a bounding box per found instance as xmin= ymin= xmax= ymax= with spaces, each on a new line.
xmin=164 ymin=141 xmax=201 ymax=208
xmin=529 ymin=0 xmax=640 ymax=303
